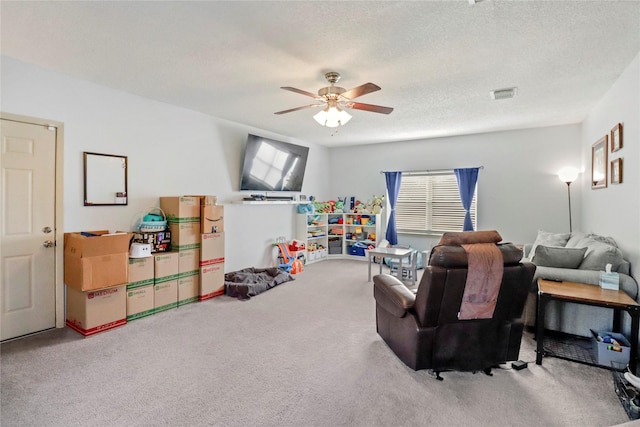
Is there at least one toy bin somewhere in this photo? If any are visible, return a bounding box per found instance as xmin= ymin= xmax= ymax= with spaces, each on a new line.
xmin=329 ymin=238 xmax=342 ymax=254
xmin=348 ymin=246 xmax=367 ymax=256
xmin=591 ymin=330 xmax=630 ymax=368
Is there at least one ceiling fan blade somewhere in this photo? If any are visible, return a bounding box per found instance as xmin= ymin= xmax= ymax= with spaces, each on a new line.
xmin=341 ymin=82 xmax=381 ymax=100
xmin=274 ymin=104 xmax=322 ymax=115
xmin=345 ymin=102 xmax=394 ymax=115
xmin=280 ymin=87 xmax=321 ymax=99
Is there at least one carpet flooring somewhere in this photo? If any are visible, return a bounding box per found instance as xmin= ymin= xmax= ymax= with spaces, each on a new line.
xmin=0 ymin=259 xmax=635 ymax=426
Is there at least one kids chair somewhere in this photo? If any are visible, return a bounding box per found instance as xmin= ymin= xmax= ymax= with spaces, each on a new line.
xmin=389 ymin=247 xmax=420 ymax=285
xmin=275 ymin=241 xmax=303 ymax=274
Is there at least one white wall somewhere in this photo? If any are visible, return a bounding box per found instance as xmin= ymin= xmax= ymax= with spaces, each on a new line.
xmin=581 ymin=52 xmax=640 ymax=283
xmin=330 ymin=125 xmax=583 ymax=251
xmin=1 ymin=56 xmax=331 ymax=272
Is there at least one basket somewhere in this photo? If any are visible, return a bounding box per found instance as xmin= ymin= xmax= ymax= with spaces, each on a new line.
xmin=138 ymin=207 xmax=167 ymax=232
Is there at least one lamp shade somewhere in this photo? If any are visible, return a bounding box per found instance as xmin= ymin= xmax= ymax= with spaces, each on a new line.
xmin=558 ymin=167 xmax=579 ymax=183
xmin=313 ymin=105 xmax=352 ymax=128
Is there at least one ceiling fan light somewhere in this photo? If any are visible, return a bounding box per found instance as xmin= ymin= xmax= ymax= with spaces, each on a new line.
xmin=313 ymin=106 xmax=352 ymax=127
xmin=313 ymin=110 xmax=328 ymax=125
xmin=338 ymin=109 xmax=352 ymax=124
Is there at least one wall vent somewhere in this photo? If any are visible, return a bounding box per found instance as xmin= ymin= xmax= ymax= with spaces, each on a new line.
xmin=490 ymin=87 xmax=518 ymax=100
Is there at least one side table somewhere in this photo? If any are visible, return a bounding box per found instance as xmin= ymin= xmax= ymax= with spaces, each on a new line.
xmin=536 ymin=279 xmax=640 ymax=373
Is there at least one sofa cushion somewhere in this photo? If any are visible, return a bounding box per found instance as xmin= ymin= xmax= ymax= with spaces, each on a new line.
xmin=565 ymin=231 xmax=587 ymax=248
xmin=531 ymin=245 xmax=587 ymax=269
xmin=577 ymin=239 xmax=625 ymax=272
xmin=586 ymin=233 xmax=619 ymax=248
xmin=528 ymin=230 xmax=571 ymax=260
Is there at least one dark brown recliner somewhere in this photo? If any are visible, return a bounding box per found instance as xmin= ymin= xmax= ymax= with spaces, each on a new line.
xmin=373 ymin=230 xmax=536 ymax=379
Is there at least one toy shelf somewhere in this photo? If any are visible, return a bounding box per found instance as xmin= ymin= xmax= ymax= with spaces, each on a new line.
xmin=296 ymin=212 xmax=381 ymax=263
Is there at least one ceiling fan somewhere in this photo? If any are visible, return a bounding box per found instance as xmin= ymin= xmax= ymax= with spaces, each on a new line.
xmin=275 ymin=71 xmax=394 ymax=127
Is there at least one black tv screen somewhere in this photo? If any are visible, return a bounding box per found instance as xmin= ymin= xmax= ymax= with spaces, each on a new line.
xmin=239 ymin=134 xmax=309 ymax=192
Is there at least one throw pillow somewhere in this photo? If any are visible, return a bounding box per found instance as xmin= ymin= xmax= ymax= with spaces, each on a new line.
xmin=585 ymin=233 xmax=619 ymax=248
xmin=578 ymin=239 xmax=625 ymax=272
xmin=528 ymin=230 xmax=571 ymax=260
xmin=531 ymin=245 xmax=587 ymax=269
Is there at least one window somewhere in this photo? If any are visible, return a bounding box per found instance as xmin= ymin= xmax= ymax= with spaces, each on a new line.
xmin=395 ymin=172 xmax=477 ymax=234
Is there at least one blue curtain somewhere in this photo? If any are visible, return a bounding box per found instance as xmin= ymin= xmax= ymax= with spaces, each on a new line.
xmin=384 ymin=172 xmax=402 ymax=245
xmin=454 ymin=168 xmax=479 ymax=231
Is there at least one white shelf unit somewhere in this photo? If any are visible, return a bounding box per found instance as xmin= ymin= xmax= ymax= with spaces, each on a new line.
xmin=342 ymin=213 xmax=382 ymax=260
xmin=296 ymin=213 xmax=329 ymax=264
xmin=296 ymin=212 xmax=382 ymax=262
xmin=327 ymin=213 xmax=345 ymax=257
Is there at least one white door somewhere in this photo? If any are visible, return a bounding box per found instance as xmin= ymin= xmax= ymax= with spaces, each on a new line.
xmin=1 ymin=119 xmax=57 ymax=341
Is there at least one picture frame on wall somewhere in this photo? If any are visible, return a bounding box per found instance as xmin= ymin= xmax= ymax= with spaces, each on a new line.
xmin=611 ymin=158 xmax=623 ymax=184
xmin=611 ymin=123 xmax=623 ymax=152
xmin=591 ymin=135 xmax=608 ymax=189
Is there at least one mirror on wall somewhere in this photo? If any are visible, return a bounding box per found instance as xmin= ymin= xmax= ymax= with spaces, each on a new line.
xmin=83 ymin=152 xmax=128 ymax=206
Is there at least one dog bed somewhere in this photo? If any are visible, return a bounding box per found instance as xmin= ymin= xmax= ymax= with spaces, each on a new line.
xmin=224 ymin=267 xmax=295 ymax=300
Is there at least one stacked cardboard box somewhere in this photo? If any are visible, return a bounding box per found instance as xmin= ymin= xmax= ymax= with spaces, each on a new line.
xmin=64 ymin=231 xmax=132 ymax=336
xmin=178 ymin=248 xmax=200 ymax=306
xmin=66 ymin=286 xmax=127 ymax=336
xmin=126 ymin=257 xmax=155 ymax=321
xmin=64 ymin=197 xmax=225 ymax=336
xmin=161 ymin=196 xmax=204 ymax=306
xmin=154 ymin=252 xmax=179 ymax=313
xmin=197 ymin=195 xmax=225 ymax=300
xmin=160 ymin=196 xmax=201 ymax=251
xmin=200 ymin=232 xmax=225 ymax=300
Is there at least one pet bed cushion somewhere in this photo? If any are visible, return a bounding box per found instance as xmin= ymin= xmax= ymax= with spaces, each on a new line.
xmin=224 ymin=267 xmax=294 ymax=300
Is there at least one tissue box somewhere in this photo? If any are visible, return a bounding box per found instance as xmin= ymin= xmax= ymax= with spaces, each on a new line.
xmin=600 ymin=271 xmax=620 ymax=291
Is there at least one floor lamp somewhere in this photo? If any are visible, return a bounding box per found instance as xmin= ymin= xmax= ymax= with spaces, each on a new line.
xmin=558 ymin=167 xmax=579 ymax=232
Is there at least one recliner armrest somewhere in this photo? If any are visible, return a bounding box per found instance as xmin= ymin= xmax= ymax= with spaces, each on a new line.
xmin=373 ymin=274 xmax=416 ymax=318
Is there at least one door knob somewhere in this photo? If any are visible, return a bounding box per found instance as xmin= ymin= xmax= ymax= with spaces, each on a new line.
xmin=43 ymin=240 xmax=54 ymax=248
xmin=42 ymin=226 xmax=52 ymax=233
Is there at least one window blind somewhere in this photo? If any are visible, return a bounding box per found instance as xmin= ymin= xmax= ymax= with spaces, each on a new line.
xmin=395 ymin=172 xmax=477 ymax=234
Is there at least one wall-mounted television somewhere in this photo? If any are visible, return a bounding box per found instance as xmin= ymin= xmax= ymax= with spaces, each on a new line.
xmin=239 ymin=134 xmax=309 ymax=192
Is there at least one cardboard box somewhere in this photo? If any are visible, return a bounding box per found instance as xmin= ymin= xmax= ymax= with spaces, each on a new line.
xmin=154 ymin=252 xmax=179 ymax=313
xmin=160 ymin=196 xmax=200 ymax=223
xmin=66 ymin=285 xmax=126 ymax=336
xmin=200 ymin=261 xmax=225 ymax=300
xmin=126 ymin=257 xmax=155 ymax=321
xmin=591 ymin=330 xmax=630 ymax=368
xmin=64 ymin=231 xmax=132 ymax=291
xmin=126 ymin=283 xmax=155 ymax=321
xmin=154 ymin=280 xmax=178 ymax=313
xmin=132 ymin=230 xmax=171 ymax=253
xmin=200 ymin=232 xmax=225 ymax=266
xmin=201 ymin=205 xmax=224 ymax=233
xmin=128 ymin=257 xmax=154 ymax=284
xmin=169 ymin=222 xmax=201 ymax=251
xmin=178 ymin=248 xmax=200 ymax=276
xmin=178 ymin=273 xmax=199 ymax=306
xmin=154 ymin=252 xmax=179 ymax=278
xmin=185 ymin=195 xmax=218 ymax=206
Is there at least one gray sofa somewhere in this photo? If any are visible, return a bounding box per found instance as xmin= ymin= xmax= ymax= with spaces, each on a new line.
xmin=522 ymin=231 xmax=638 ymax=337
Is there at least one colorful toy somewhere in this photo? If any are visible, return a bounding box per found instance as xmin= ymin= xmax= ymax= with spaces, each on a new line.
xmin=288 ymin=240 xmax=306 ymax=252
xmin=275 ymin=241 xmax=304 ymax=274
xmin=372 ymin=195 xmax=385 ymax=214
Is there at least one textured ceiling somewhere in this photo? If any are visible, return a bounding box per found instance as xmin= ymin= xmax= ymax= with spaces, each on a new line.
xmin=2 ymin=1 xmax=639 ymax=147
